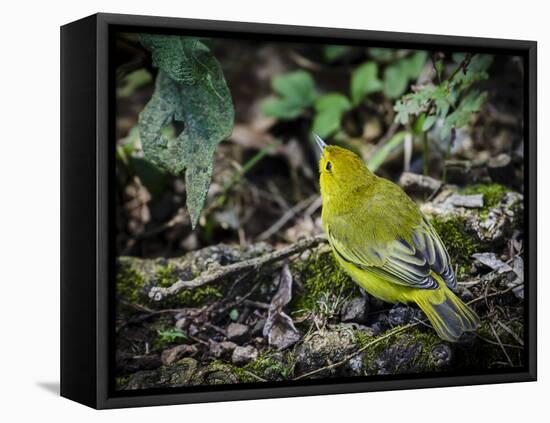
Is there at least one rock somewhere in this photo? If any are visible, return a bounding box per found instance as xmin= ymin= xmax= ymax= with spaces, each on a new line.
xmin=340 ymin=297 xmax=369 ymax=324
xmin=508 ymin=256 xmax=524 ymax=300
xmin=347 ymin=355 xmax=364 ymax=376
xmin=123 ymin=359 xmax=240 ymax=391
xmin=209 ymin=340 xmax=237 ymax=359
xmin=421 ymin=186 xmax=523 ymax=245
xmin=231 ymin=345 xmax=259 ymax=365
xmin=431 ymin=344 xmax=452 ymax=367
xmin=294 ymin=327 xmax=358 ymax=378
xmin=370 ymin=312 xmax=391 ymax=335
xmin=161 ymin=344 xmax=198 ymax=365
xmin=445 ymin=193 xmax=484 ymax=208
xmin=387 ymin=305 xmax=422 ymax=326
xmin=367 ymin=334 xmax=451 ymax=375
xmin=226 ymin=323 xmax=250 ymax=343
xmin=368 ymin=295 xmax=387 ymax=311
xmin=191 ymin=362 xmax=240 ymax=385
xmin=399 ymin=172 xmax=441 ymax=196
xmin=125 ymin=357 xmax=198 ymax=390
xmin=251 ymin=318 xmax=266 ymax=336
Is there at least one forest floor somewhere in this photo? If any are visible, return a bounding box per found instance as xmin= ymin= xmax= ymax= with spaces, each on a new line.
xmin=115 ymin=179 xmax=525 ymax=390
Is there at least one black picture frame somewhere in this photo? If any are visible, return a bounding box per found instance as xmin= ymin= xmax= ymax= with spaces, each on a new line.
xmin=60 ymin=12 xmax=537 ymax=409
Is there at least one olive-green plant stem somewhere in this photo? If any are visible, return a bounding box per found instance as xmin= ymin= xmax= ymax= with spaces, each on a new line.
xmin=422 ymin=132 xmax=429 ymax=176
xmin=442 ymin=127 xmax=456 ymax=182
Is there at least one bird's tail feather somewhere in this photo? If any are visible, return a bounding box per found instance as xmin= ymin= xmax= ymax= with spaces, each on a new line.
xmin=414 ymin=281 xmax=480 ymax=342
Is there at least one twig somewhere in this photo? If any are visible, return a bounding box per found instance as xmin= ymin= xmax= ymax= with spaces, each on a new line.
xmin=149 ymin=235 xmax=328 ymax=301
xmin=447 ymin=53 xmax=472 ymax=87
xmin=116 ymin=301 xmax=184 ymax=331
xmin=474 ymin=333 xmax=523 ymax=350
xmin=467 ymin=281 xmax=524 ymax=306
xmin=497 ymin=321 xmax=524 ymax=346
xmin=241 ymin=369 xmax=268 ymax=382
xmin=257 ymin=194 xmax=319 ymax=241
xmin=242 ymin=299 xmax=271 ymax=310
xmin=490 ymin=323 xmax=514 ymax=366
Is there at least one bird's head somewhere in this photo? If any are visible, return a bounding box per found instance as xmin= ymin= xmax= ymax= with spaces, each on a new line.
xmin=314 ymin=134 xmax=375 ymax=201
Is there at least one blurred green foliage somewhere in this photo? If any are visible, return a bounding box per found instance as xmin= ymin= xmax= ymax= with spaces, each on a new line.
xmin=261 ymin=70 xmax=317 ymax=119
xmin=312 ymin=94 xmax=352 ymax=139
xmin=394 ymin=54 xmax=493 ymax=139
xmin=260 ymin=49 xmax=492 ymax=177
xmin=261 ymin=50 xmax=430 ymax=141
xmin=351 ymin=62 xmax=382 ymax=105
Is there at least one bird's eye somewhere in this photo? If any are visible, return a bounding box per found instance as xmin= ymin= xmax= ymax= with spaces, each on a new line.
xmin=325 ymin=161 xmax=332 ymax=172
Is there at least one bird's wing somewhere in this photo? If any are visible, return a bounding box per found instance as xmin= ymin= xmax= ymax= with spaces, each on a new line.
xmin=327 ymin=213 xmax=456 ymax=291
xmin=412 ymin=216 xmax=456 ymax=289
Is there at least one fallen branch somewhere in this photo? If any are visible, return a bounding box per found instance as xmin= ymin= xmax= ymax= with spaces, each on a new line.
xmin=148 ymin=234 xmax=328 ymax=301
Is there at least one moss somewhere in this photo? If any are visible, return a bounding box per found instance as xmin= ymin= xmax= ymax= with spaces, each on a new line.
xmin=461 ymin=183 xmax=507 ymax=218
xmin=242 ymin=350 xmax=296 ymax=382
xmin=116 ymin=257 xmax=224 ymax=309
xmin=155 ymin=263 xmax=176 ymax=287
xmin=152 ymin=327 xmax=189 ymax=351
xmin=155 ymin=262 xmax=224 ymax=307
xmin=290 ymin=249 xmax=360 ymax=315
xmin=191 ymin=360 xmax=239 ymax=385
xmin=115 ymin=375 xmax=130 ymax=390
xmin=116 ymin=260 xmax=145 ymax=304
xmin=358 ymin=327 xmax=446 ymax=375
xmin=406 ymin=331 xmax=446 ymax=371
xmin=430 ymin=215 xmax=483 ymax=279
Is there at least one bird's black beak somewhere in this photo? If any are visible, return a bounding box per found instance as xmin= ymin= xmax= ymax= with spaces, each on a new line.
xmin=313 ymin=133 xmax=327 ymax=157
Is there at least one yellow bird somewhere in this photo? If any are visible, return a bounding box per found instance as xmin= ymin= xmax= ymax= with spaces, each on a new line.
xmin=315 ymin=134 xmax=480 ymax=342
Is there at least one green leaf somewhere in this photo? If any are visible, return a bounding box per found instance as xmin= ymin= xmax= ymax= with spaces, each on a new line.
xmin=451 ymin=54 xmax=493 ymax=89
xmin=452 ymin=52 xmax=467 ymax=64
xmin=460 ymin=89 xmax=487 ymax=113
xmin=351 ymin=62 xmax=383 ymax=105
xmin=368 ymin=48 xmax=396 ymax=62
xmin=404 ymin=51 xmax=428 ymax=79
xmin=393 ymin=96 xmax=423 ymax=125
xmin=422 ymin=115 xmax=437 ymax=131
xmin=367 ymin=131 xmax=407 ymax=171
xmin=229 ymin=308 xmax=239 ymax=321
xmin=131 ymin=157 xmax=169 ymax=198
xmin=312 ymin=110 xmax=341 ymax=139
xmin=315 ymin=93 xmax=352 ymax=113
xmin=383 ymin=52 xmax=428 ymax=99
xmin=312 ymin=93 xmax=352 ymax=138
xmin=117 ymin=68 xmax=153 ymax=98
xmin=261 ymin=71 xmax=316 ymax=119
xmin=138 ymin=34 xmax=234 ymax=228
xmin=383 ymin=64 xmax=409 ymax=99
xmin=323 ymin=45 xmax=352 ymax=62
xmin=139 ymin=34 xmax=211 ymax=84
xmin=157 ymin=328 xmax=188 ymax=343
